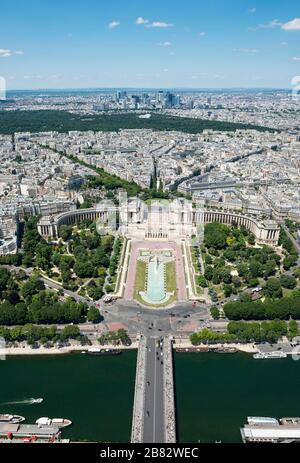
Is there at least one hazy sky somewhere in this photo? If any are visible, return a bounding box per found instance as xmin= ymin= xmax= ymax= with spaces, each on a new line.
xmin=0 ymin=0 xmax=300 ymax=89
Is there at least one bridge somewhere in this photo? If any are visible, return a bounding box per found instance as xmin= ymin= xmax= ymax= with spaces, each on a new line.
xmin=131 ymin=336 xmax=176 ymax=443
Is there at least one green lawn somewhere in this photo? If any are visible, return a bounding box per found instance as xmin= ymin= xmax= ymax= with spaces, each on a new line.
xmin=188 ymin=246 xmax=204 ymax=297
xmin=134 ymin=260 xmax=147 ymax=301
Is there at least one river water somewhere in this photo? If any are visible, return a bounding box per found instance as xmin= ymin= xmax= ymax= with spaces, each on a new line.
xmin=1 ymin=351 xmax=300 ymax=443
xmin=0 ymin=352 xmax=137 ymax=442
xmin=174 ymin=352 xmax=300 ymax=443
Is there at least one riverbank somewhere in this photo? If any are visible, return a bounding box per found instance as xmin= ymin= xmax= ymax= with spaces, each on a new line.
xmin=2 ymin=341 xmax=139 ymax=356
xmin=1 ymin=338 xmax=259 ymax=356
xmin=174 ymin=339 xmax=259 ymax=353
xmin=3 ymin=334 xmax=295 ymax=357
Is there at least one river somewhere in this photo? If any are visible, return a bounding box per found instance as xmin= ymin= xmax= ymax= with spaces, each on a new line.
xmin=1 ymin=351 xmax=300 ymax=443
xmin=0 ymin=351 xmax=137 ymax=442
xmin=174 ymin=352 xmax=300 ymax=443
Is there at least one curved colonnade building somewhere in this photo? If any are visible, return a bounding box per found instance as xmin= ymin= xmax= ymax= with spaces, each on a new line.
xmin=38 ymin=198 xmax=280 ymax=246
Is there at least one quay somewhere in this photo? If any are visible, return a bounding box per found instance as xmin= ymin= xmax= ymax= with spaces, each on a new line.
xmin=131 ymin=336 xmax=176 ymax=443
xmin=0 ymin=422 xmax=61 ymax=441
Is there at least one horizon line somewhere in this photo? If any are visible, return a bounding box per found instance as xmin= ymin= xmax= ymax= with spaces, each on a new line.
xmin=6 ymin=86 xmax=290 ymax=93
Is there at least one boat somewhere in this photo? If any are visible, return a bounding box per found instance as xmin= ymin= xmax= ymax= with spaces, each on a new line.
xmin=31 ymin=398 xmax=43 ymax=404
xmin=175 ymin=347 xmax=209 ymax=353
xmin=242 ymin=416 xmax=300 ymax=443
xmin=0 ymin=414 xmax=25 ymax=424
xmin=215 ymin=347 xmax=238 ymax=354
xmin=87 ymin=348 xmax=122 ymax=356
xmin=247 ymin=416 xmax=279 ymax=426
xmin=253 ymin=351 xmax=287 ymax=359
xmin=36 ymin=417 xmax=72 ymax=428
xmin=280 ymin=417 xmax=300 ymax=426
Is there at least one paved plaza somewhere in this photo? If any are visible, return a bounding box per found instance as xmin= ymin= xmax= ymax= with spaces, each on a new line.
xmin=124 ymin=241 xmax=187 ymax=303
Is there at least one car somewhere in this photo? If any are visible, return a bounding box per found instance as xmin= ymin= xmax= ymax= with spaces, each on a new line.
xmin=146 ymin=411 xmax=150 ymax=417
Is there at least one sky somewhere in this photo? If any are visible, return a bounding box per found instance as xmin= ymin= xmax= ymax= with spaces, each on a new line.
xmin=0 ymin=0 xmax=300 ymax=89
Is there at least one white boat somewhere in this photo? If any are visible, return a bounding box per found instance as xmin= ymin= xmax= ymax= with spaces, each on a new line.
xmin=36 ymin=417 xmax=72 ymax=428
xmin=253 ymin=351 xmax=287 ymax=359
xmin=248 ymin=416 xmax=279 ymax=426
xmin=0 ymin=414 xmax=25 ymax=424
xmin=280 ymin=417 xmax=300 ymax=425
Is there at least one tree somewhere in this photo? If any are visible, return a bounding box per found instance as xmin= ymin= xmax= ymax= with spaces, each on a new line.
xmin=74 ymin=260 xmax=95 ymax=279
xmin=60 ymin=325 xmax=81 ymax=340
xmin=0 ymin=301 xmax=28 ymax=325
xmin=221 ymin=269 xmax=232 ymax=284
xmin=289 ymin=320 xmax=298 ymax=339
xmin=293 ymin=268 xmax=300 ymax=280
xmin=210 ymin=306 xmax=220 ymax=320
xmin=21 ymin=277 xmax=45 ymax=302
xmin=212 ymin=270 xmax=222 ymax=285
xmin=205 ymin=254 xmax=213 ymax=265
xmin=249 ymin=260 xmax=264 ymax=278
xmin=232 ymin=276 xmax=242 ymax=288
xmin=223 ymin=249 xmax=236 ymax=262
xmin=248 ymin=234 xmax=255 ymax=245
xmin=204 ymin=266 xmax=214 ymax=281
xmin=87 ymin=307 xmax=101 ymax=323
xmin=263 ymin=260 xmax=277 ymax=278
xmin=239 ymin=293 xmax=252 ymax=303
xmin=198 ymin=276 xmax=208 ymax=288
xmin=280 ymin=274 xmax=297 ymax=289
xmin=283 ymin=255 xmax=298 ymax=271
xmin=223 ymin=284 xmax=233 ymax=298
xmin=204 ymin=223 xmax=229 ymax=250
xmin=237 ymin=263 xmax=249 ymax=278
xmin=59 ymin=225 xmax=73 ymax=241
xmin=264 ymin=278 xmax=282 ymax=299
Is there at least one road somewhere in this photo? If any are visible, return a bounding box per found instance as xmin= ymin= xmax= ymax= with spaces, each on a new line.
xmin=143 ymin=337 xmax=165 ymax=443
xmin=281 ymin=223 xmax=300 ymax=266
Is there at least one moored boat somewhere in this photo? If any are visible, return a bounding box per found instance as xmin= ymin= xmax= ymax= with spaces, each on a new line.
xmin=280 ymin=417 xmax=300 ymax=425
xmin=247 ymin=416 xmax=279 ymax=426
xmin=0 ymin=414 xmax=25 ymax=424
xmin=36 ymin=417 xmax=72 ymax=428
xmin=253 ymin=351 xmax=287 ymax=359
xmin=87 ymin=348 xmax=122 ymax=356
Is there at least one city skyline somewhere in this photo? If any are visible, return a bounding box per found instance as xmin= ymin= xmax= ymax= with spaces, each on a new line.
xmin=0 ymin=0 xmax=300 ymax=90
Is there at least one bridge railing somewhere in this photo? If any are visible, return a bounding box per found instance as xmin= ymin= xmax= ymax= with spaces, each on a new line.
xmin=131 ymin=336 xmax=147 ymax=443
xmin=163 ymin=338 xmax=177 ymax=443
